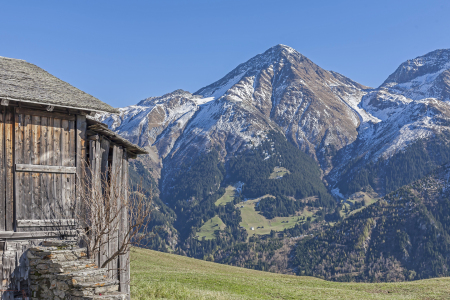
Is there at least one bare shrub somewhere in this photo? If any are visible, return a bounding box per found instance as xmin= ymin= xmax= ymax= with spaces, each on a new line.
xmin=77 ymin=163 xmax=153 ymax=269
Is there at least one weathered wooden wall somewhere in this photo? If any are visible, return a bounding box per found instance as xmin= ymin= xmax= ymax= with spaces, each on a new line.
xmin=15 ymin=108 xmax=77 ymax=229
xmin=0 ymin=105 xmax=131 ymax=298
xmin=88 ymin=136 xmax=130 ymax=292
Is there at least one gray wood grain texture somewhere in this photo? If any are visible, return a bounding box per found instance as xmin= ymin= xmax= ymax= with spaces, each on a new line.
xmin=0 ymin=230 xmax=78 ymax=239
xmin=14 ymin=110 xmax=78 ymax=230
xmin=99 ymin=137 xmax=110 ymax=268
xmin=76 ymin=115 xmax=86 ymax=220
xmin=0 ymin=109 xmax=5 ymax=231
xmin=16 ymin=219 xmax=76 ymax=227
xmin=5 ymin=108 xmax=14 ymax=231
xmin=15 ymin=164 xmax=76 ymax=173
xmin=119 ymin=152 xmax=129 ymax=293
xmin=108 ymin=145 xmax=122 ymax=280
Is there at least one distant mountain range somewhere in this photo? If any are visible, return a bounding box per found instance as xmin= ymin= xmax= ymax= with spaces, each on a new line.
xmin=99 ymin=45 xmax=450 ymax=195
xmin=98 ymin=45 xmax=450 ymax=281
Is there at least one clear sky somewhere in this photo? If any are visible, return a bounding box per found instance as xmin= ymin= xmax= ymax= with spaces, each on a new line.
xmin=1 ymin=0 xmax=449 ymax=108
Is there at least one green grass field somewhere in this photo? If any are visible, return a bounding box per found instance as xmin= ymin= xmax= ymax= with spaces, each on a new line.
xmin=236 ymin=196 xmax=316 ymax=236
xmin=131 ymin=247 xmax=450 ymax=299
xmin=196 ymin=215 xmax=226 ymax=240
xmin=269 ymin=166 xmax=290 ymax=179
xmin=215 ymin=185 xmax=236 ymax=206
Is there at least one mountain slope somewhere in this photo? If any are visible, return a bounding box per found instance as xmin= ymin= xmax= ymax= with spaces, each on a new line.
xmin=328 ymin=49 xmax=450 ymax=197
xmin=294 ymin=163 xmax=450 ymax=282
xmin=195 ymin=44 xmax=371 ymax=171
xmin=381 ymin=49 xmax=450 ymax=101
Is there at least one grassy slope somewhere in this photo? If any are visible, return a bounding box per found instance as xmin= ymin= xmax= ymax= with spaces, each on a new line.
xmin=340 ymin=191 xmax=379 ymax=219
xmin=268 ymin=166 xmax=290 ymax=179
xmin=215 ymin=186 xmax=236 ymax=206
xmin=131 ymin=247 xmax=450 ymax=300
xmin=236 ymin=197 xmax=316 ymax=236
xmin=196 ymin=215 xmax=226 ymax=240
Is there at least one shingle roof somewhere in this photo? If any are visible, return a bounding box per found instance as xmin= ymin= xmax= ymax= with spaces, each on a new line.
xmin=86 ymin=117 xmax=148 ymax=158
xmin=0 ymin=56 xmax=118 ymax=113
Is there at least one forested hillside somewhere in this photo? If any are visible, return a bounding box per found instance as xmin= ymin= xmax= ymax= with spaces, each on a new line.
xmin=293 ymin=163 xmax=450 ymax=282
xmin=335 ymin=133 xmax=450 ymax=195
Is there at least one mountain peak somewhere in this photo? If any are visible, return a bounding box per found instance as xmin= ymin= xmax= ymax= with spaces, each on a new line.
xmin=137 ymin=89 xmax=193 ymax=106
xmin=380 ymin=48 xmax=450 ymax=101
xmin=264 ymin=44 xmax=301 ymax=59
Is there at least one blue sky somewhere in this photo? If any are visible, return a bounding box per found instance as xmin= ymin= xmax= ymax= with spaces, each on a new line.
xmin=1 ymin=0 xmax=449 ymax=107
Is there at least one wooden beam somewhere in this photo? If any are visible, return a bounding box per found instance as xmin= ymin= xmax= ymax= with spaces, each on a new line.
xmin=0 ymin=230 xmax=79 ymax=239
xmin=15 ymin=107 xmax=76 ymax=121
xmin=15 ymin=164 xmax=76 ymax=174
xmin=119 ymin=151 xmax=130 ymax=294
xmin=16 ymin=219 xmax=77 ymax=227
xmin=88 ymin=135 xmax=99 ymax=141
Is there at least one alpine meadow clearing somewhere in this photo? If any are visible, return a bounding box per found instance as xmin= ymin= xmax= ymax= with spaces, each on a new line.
xmin=130 ymin=247 xmax=450 ymax=300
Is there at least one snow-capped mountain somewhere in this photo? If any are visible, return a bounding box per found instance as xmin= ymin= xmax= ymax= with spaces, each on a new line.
xmin=99 ymin=45 xmax=450 ymax=198
xmin=328 ymin=50 xmax=450 ymax=196
xmin=100 ymin=45 xmax=372 ymax=180
xmin=194 ymin=45 xmax=370 ymax=170
xmin=381 ymin=49 xmax=450 ymax=101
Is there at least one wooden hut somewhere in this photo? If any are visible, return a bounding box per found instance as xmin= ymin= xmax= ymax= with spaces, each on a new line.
xmin=0 ymin=56 xmax=147 ymax=298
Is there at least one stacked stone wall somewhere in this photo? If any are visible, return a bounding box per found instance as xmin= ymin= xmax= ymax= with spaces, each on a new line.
xmin=27 ymin=241 xmax=127 ymax=300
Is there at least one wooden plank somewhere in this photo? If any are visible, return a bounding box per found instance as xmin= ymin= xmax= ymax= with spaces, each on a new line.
xmin=16 ymin=219 xmax=77 ymax=227
xmin=15 ymin=164 xmax=76 ymax=173
xmin=93 ymin=139 xmax=102 ymax=265
xmin=67 ymin=120 xmax=75 ymax=217
xmin=89 ymin=140 xmax=101 ymax=266
xmin=31 ymin=115 xmax=40 ymax=165
xmin=14 ymin=112 xmax=23 ymax=231
xmin=40 ymin=117 xmax=49 ymax=222
xmin=53 ymin=118 xmax=62 ymax=221
xmin=99 ymin=137 xmax=110 ymax=268
xmin=75 ymin=115 xmax=86 ymax=220
xmin=0 ymin=230 xmax=79 ymax=239
xmin=5 ymin=108 xmax=14 ymax=231
xmin=61 ymin=119 xmax=69 ymax=213
xmin=31 ymin=115 xmax=41 ymax=220
xmin=46 ymin=117 xmax=54 ymax=220
xmin=15 ymin=107 xmax=75 ymax=121
xmin=100 ymin=138 xmax=110 ymax=192
xmin=109 ymin=146 xmax=123 ymax=280
xmin=21 ymin=114 xmax=32 ymax=223
xmin=119 ymin=151 xmax=129 ymax=293
xmin=108 ymin=145 xmax=118 ymax=278
xmin=0 ymin=110 xmax=5 ymax=231
xmin=61 ymin=119 xmax=70 ymax=166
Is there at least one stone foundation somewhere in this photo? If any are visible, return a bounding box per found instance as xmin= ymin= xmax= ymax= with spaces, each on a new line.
xmin=27 ymin=241 xmax=127 ymax=300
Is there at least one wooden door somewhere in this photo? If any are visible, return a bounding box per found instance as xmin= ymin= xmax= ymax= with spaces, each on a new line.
xmin=14 ymin=108 xmax=77 ymax=231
